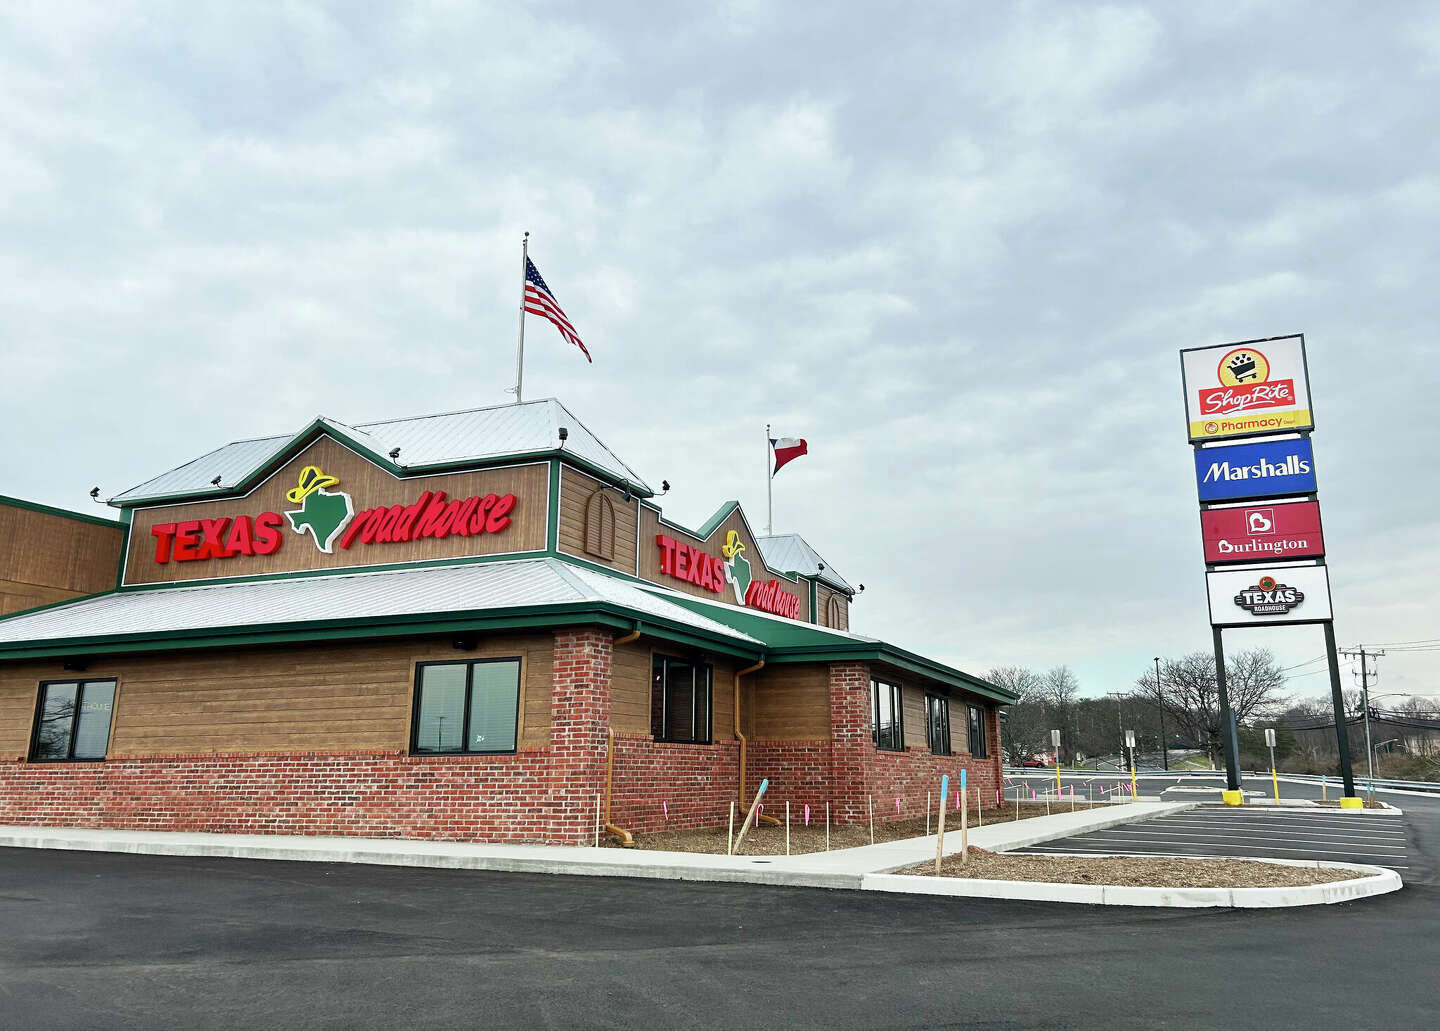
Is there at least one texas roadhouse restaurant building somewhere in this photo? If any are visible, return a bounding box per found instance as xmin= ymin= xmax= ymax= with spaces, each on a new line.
xmin=0 ymin=399 xmax=1014 ymax=845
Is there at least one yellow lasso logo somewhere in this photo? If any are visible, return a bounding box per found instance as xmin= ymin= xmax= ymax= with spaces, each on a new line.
xmin=721 ymin=530 xmax=746 ymax=558
xmin=286 ymin=465 xmax=340 ymax=505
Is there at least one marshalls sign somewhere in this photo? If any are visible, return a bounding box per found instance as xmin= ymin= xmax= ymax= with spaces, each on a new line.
xmin=1181 ymin=335 xmax=1313 ymax=442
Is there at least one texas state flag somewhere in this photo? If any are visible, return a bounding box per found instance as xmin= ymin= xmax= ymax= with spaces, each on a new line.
xmin=770 ymin=436 xmax=808 ymax=476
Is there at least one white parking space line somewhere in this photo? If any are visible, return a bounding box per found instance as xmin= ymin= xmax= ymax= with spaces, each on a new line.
xmin=1041 ymin=837 xmax=1409 ymax=861
xmin=1062 ymin=828 xmax=1409 ymax=851
xmin=1017 ymin=845 xmax=1411 ymax=869
xmin=1142 ymin=821 xmax=1407 ymax=843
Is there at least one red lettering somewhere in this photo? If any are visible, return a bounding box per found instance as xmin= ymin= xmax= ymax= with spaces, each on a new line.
xmin=485 ymin=493 xmax=516 ymax=534
xmin=657 ymin=535 xmax=677 ymax=574
xmin=224 ymin=516 xmax=256 ymax=556
xmin=359 ymin=507 xmax=388 ymax=544
xmin=469 ymin=494 xmax=497 ymax=535
xmin=197 ymin=517 xmax=232 ymax=560
xmin=151 ymin=523 xmax=177 ymax=563
xmin=172 ymin=521 xmax=202 ymax=562
xmin=675 ymin=544 xmax=690 ymax=579
xmin=374 ymin=505 xmax=406 ymax=543
xmin=339 ymin=508 xmax=377 ymax=550
xmin=393 ymin=491 xmax=433 ymax=542
xmin=252 ymin=512 xmax=284 ymax=555
xmin=416 ymin=492 xmax=451 ymax=538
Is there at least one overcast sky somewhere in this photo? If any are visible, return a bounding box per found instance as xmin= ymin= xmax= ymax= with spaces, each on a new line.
xmin=3 ymin=2 xmax=1437 ymax=702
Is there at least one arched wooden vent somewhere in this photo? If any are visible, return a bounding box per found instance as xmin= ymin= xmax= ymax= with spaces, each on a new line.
xmin=584 ymin=489 xmax=616 ymax=561
xmin=827 ymin=595 xmax=845 ymax=630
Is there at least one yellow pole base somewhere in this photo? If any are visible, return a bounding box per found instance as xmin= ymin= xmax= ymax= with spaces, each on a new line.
xmin=1339 ymin=796 xmax=1365 ymax=810
xmin=1221 ymin=789 xmax=1245 ymax=806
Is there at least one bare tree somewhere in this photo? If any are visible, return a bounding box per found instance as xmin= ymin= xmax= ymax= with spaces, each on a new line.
xmin=1134 ymin=648 xmax=1289 ymax=763
xmin=988 ymin=666 xmax=1046 ymax=760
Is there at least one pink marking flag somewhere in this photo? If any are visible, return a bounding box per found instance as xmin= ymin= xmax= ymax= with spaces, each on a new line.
xmin=804 ymin=804 xmax=811 ymax=826
xmin=895 ymin=798 xmax=902 ymax=815
xmin=662 ymin=800 xmax=668 ymax=819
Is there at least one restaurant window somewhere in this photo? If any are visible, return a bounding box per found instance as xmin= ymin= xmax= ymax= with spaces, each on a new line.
xmin=872 ymin=677 xmax=903 ymax=752
xmin=651 ymin=655 xmax=712 ymax=743
xmin=926 ymin=695 xmax=951 ymax=756
xmin=968 ymin=704 xmax=988 ymax=758
xmin=412 ymin=659 xmax=521 ymax=754
xmin=30 ymin=679 xmax=117 ymax=761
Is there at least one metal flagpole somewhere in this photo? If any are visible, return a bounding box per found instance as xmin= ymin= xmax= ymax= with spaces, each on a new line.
xmin=513 ymin=231 xmax=529 ymax=404
xmin=765 ymin=424 xmax=772 ymax=535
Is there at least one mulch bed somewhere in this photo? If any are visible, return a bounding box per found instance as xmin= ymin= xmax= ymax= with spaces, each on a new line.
xmin=604 ymin=801 xmax=1105 ymax=855
xmin=1314 ymin=798 xmax=1389 ymax=809
xmin=900 ymin=849 xmax=1360 ymax=887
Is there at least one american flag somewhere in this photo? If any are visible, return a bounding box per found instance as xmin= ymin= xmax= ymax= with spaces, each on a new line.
xmin=524 ymin=258 xmax=591 ymax=363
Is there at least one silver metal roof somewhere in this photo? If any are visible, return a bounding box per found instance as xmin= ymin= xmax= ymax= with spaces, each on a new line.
xmin=756 ymin=534 xmax=855 ymax=594
xmin=111 ymin=399 xmax=651 ymax=504
xmin=0 ymin=558 xmax=758 ymax=648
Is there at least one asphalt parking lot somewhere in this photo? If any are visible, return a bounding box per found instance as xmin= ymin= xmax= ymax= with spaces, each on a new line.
xmin=1018 ymin=806 xmax=1411 ymax=869
xmin=0 ymin=844 xmax=1436 ymax=1031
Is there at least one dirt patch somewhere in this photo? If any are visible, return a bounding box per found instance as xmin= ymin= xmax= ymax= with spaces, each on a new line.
xmin=605 ymin=802 xmax=1105 ymax=855
xmin=899 ymin=849 xmax=1361 ymax=887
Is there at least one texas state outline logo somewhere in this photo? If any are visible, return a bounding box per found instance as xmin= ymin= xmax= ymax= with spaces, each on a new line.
xmin=283 ymin=465 xmax=355 ymax=554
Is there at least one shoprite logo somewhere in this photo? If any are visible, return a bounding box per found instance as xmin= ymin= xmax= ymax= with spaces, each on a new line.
xmin=1233 ymin=574 xmax=1306 ymax=616
xmin=1196 ymin=346 xmax=1297 ymax=421
xmin=284 ymin=465 xmax=355 ymax=555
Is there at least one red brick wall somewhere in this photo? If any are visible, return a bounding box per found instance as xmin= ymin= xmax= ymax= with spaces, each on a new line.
xmin=604 ymin=732 xmax=739 ymax=834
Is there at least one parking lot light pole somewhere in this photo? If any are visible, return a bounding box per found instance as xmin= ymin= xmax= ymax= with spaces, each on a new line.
xmin=1154 ymin=657 xmax=1168 ymax=771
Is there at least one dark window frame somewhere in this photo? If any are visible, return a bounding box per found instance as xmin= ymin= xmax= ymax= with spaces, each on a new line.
xmin=968 ymin=703 xmax=988 ymax=758
xmin=29 ymin=677 xmax=118 ymax=763
xmin=650 ymin=653 xmax=714 ymax=745
xmin=871 ymin=677 xmax=904 ymax=752
xmin=410 ymin=657 xmax=523 ymax=756
xmin=926 ymin=694 xmax=952 ymax=756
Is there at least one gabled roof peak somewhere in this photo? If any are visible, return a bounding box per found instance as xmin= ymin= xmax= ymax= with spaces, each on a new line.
xmin=110 ymin=398 xmax=651 ymax=506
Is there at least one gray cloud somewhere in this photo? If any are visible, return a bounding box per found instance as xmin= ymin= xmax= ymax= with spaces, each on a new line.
xmin=2 ymin=1 xmax=1436 ymax=700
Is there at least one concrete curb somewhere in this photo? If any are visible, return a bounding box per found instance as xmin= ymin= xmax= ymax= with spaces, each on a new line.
xmin=862 ymin=857 xmax=1403 ymax=908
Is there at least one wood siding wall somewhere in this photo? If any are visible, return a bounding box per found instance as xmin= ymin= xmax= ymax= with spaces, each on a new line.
xmin=611 ymin=638 xmax=739 ymax=741
xmin=557 ymin=466 xmax=639 ymax=575
xmin=815 ymin=584 xmax=850 ymax=631
xmin=0 ymin=503 xmax=124 ymax=615
xmin=750 ymin=665 xmax=830 ymax=740
xmin=637 ymin=506 xmax=811 ymax=623
xmin=0 ymin=634 xmax=554 ymax=760
xmin=123 ymin=437 xmax=548 ymax=585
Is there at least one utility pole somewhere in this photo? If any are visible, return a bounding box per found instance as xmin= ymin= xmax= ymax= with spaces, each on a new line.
xmin=1340 ymin=646 xmax=1383 ymax=787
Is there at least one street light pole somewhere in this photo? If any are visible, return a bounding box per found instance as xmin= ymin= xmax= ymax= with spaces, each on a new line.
xmin=1154 ymin=656 xmax=1167 ymax=772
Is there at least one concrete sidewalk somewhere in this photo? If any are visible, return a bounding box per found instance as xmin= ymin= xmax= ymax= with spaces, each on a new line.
xmin=0 ymin=802 xmax=1191 ymax=891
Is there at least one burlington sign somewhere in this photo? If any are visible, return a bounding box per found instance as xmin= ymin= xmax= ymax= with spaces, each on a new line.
xmin=1200 ymin=500 xmax=1324 ymax=564
xmin=1194 ymin=437 xmax=1316 ymax=502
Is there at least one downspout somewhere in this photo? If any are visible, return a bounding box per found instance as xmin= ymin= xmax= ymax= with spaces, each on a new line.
xmin=734 ymin=658 xmax=768 ymax=820
xmin=603 ymin=626 xmax=642 ymax=848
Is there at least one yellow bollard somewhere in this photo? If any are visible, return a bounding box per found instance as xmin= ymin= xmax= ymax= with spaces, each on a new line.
xmin=1272 ymin=766 xmax=1279 ymax=803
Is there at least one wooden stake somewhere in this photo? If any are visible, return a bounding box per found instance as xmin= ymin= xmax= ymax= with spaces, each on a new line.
xmin=868 ymin=795 xmax=874 ymax=845
xmin=732 ymin=779 xmax=769 ymax=855
xmin=826 ymin=802 xmax=831 ymax=851
xmin=1071 ymin=785 xmax=1075 ymax=812
xmin=727 ymin=800 xmax=736 ymax=855
xmin=976 ymin=787 xmax=983 ymax=828
xmin=594 ymin=792 xmax=600 ymax=848
xmin=785 ymin=801 xmax=791 ymax=856
xmin=927 ymin=791 xmax=932 ymax=836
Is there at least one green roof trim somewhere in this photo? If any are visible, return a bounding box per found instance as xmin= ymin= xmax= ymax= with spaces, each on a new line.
xmin=0 ymin=599 xmax=765 ymax=664
xmin=652 ymin=593 xmax=1017 ymax=705
xmin=0 ymin=494 xmax=123 ymax=529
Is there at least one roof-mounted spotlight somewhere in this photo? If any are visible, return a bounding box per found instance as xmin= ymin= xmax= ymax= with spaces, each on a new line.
xmin=388 ymin=447 xmax=401 ymax=461
xmin=856 ymin=584 xmax=865 ymax=595
xmin=660 ymin=480 xmax=670 ymax=495
xmin=210 ymin=476 xmax=222 ymax=487
xmin=89 ymin=487 xmax=102 ymax=504
xmin=558 ymin=426 xmax=569 ymax=447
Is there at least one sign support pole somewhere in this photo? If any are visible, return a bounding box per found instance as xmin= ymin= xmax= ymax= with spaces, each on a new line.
xmin=765 ymin=424 xmax=772 ymax=535
xmin=1322 ymin=620 xmax=1358 ymax=800
xmin=1211 ymin=626 xmax=1242 ymax=800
